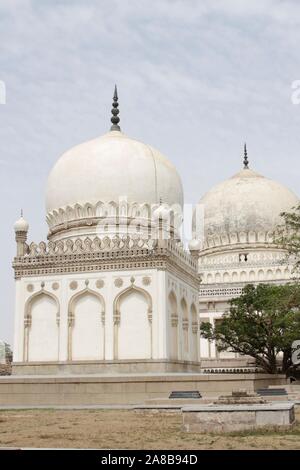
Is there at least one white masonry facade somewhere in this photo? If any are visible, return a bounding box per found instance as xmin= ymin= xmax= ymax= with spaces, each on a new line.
xmin=12 ymin=92 xmax=299 ymax=373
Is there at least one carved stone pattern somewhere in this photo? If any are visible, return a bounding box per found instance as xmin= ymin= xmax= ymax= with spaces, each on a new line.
xmin=46 ymin=201 xmax=171 ymax=231
xmin=200 ymin=286 xmax=243 ymax=298
xmin=13 ymin=243 xmax=199 ymax=289
xmin=142 ymin=276 xmax=151 ymax=286
xmin=192 ymin=321 xmax=198 ymax=334
xmin=171 ymin=313 xmax=178 ymax=327
xmin=96 ymin=279 xmax=104 ymax=289
xmin=19 ymin=237 xmax=197 ymax=271
xmin=202 ymin=229 xmax=281 ymax=251
xmin=52 ymin=282 xmax=59 ymax=290
xmin=114 ymin=278 xmax=123 ymax=288
xmin=24 ymin=316 xmax=31 ymax=327
xmin=26 ymin=284 xmax=34 ymax=293
xmin=114 ymin=312 xmax=120 ymax=325
xmin=182 ymin=319 xmax=189 ymax=330
xmin=69 ymin=281 xmax=78 ymax=290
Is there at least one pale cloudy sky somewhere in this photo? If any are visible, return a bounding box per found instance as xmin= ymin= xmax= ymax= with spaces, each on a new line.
xmin=1 ymin=0 xmax=300 ymax=344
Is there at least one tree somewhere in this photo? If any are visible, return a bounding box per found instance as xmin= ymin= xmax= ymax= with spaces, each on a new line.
xmin=200 ymin=283 xmax=300 ymax=374
xmin=278 ymin=204 xmax=300 ymax=272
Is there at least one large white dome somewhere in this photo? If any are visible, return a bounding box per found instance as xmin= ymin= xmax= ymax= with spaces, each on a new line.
xmin=197 ymin=166 xmax=298 ymax=250
xmin=46 ymin=130 xmax=183 ymax=239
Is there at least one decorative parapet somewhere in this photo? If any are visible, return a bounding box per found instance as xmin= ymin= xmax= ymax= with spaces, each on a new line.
xmin=24 ymin=235 xmax=158 ymax=257
xmin=200 ymin=286 xmax=243 ymax=299
xmin=199 ymin=249 xmax=288 ymax=270
xmin=12 ymin=235 xmax=199 ymax=286
xmin=201 ymin=229 xmax=279 ymax=252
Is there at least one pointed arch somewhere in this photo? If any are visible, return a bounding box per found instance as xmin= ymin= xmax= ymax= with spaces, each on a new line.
xmin=114 ymin=284 xmax=152 ymax=320
xmin=68 ymin=287 xmax=105 ymax=361
xmin=190 ymin=302 xmax=198 ymax=361
xmin=113 ymin=284 xmax=152 ymax=360
xmin=180 ymin=297 xmax=189 ymax=360
xmin=168 ymin=290 xmax=178 ymax=360
xmin=24 ymin=289 xmax=60 ymax=362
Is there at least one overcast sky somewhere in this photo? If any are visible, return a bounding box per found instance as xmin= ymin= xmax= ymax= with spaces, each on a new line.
xmin=1 ymin=0 xmax=300 ymax=344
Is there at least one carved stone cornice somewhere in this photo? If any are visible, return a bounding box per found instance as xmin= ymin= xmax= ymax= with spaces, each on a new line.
xmin=13 ymin=237 xmax=199 ymax=288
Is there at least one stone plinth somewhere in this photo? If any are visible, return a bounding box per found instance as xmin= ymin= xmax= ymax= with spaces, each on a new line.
xmin=182 ymin=403 xmax=295 ymax=433
xmin=0 ymin=373 xmax=286 ymax=407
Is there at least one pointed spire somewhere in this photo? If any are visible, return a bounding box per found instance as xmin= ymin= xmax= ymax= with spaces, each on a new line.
xmin=110 ymin=85 xmax=121 ymax=131
xmin=243 ymin=142 xmax=249 ymax=169
xmin=20 ymin=208 xmax=23 ymax=217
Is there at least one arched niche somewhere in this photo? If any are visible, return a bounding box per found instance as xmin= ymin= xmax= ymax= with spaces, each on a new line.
xmin=181 ymin=298 xmax=189 ymax=360
xmin=113 ymin=284 xmax=152 ymax=360
xmin=68 ymin=288 xmax=105 ymax=361
xmin=168 ymin=290 xmax=178 ymax=360
xmin=24 ymin=290 xmax=60 ymax=362
xmin=258 ymin=269 xmax=264 ymax=281
xmin=190 ymin=303 xmax=198 ymax=361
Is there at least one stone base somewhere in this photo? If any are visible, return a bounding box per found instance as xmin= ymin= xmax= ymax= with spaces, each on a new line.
xmin=11 ymin=357 xmax=259 ymax=376
xmin=12 ymin=359 xmax=204 ymax=376
xmin=0 ymin=372 xmax=287 ymax=407
xmin=182 ymin=403 xmax=295 ymax=433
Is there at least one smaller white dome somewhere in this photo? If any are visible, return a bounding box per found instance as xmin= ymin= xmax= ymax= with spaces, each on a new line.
xmin=188 ymin=238 xmax=202 ymax=252
xmin=196 ymin=166 xmax=298 ymax=250
xmin=14 ymin=216 xmax=29 ymax=233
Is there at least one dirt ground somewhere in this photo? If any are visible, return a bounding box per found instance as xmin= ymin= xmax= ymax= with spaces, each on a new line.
xmin=0 ymin=408 xmax=299 ymax=449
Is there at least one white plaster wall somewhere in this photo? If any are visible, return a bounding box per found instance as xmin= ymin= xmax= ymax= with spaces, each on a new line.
xmin=14 ymin=268 xmax=162 ymax=362
xmin=14 ymin=265 xmax=198 ymax=363
xmin=166 ymin=273 xmax=199 ymax=362
xmin=71 ymin=293 xmax=104 ymax=360
xmin=117 ymin=290 xmax=151 ymax=359
xmin=28 ymin=295 xmax=58 ymax=361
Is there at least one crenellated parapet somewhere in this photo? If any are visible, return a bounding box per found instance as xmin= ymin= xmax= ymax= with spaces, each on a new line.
xmin=23 ymin=235 xmax=158 ymax=257
xmin=13 ymin=235 xmax=199 ymax=287
xmin=201 ymin=229 xmax=280 ymax=253
xmin=46 ymin=199 xmax=183 ymax=242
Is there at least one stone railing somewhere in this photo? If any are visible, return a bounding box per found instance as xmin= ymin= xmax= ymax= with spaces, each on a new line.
xmin=13 ymin=235 xmax=198 ymax=281
xmin=22 ymin=235 xmax=159 ymax=257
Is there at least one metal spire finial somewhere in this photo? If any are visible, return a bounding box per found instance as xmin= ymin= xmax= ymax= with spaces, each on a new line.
xmin=110 ymin=85 xmax=121 ymax=131
xmin=21 ymin=208 xmax=23 ymax=217
xmin=243 ymin=142 xmax=249 ymax=169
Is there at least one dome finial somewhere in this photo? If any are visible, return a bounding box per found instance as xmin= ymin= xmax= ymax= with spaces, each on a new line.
xmin=110 ymin=85 xmax=121 ymax=131
xmin=243 ymin=142 xmax=249 ymax=169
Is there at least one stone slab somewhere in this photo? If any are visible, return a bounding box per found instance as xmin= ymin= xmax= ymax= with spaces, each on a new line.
xmin=182 ymin=402 xmax=295 ymax=433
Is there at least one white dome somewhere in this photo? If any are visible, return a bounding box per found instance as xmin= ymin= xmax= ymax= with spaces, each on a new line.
xmin=46 ymin=130 xmax=183 ymax=239
xmin=46 ymin=130 xmax=182 ymax=213
xmin=14 ymin=215 xmax=29 ymax=233
xmin=197 ymin=167 xmax=298 ymax=249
